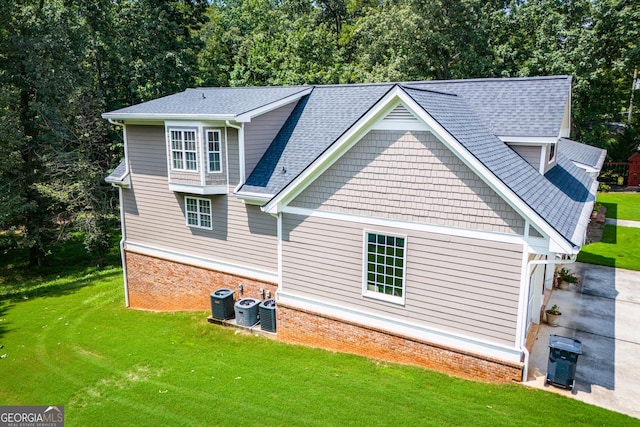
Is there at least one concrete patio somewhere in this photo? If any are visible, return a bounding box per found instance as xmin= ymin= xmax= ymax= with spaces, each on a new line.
xmin=524 ymin=262 xmax=640 ymax=420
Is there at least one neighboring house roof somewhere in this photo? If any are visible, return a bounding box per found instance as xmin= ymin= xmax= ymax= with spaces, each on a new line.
xmin=103 ymin=86 xmax=311 ymax=120
xmin=559 ymin=138 xmax=607 ymax=171
xmin=407 ymin=76 xmax=572 ymax=138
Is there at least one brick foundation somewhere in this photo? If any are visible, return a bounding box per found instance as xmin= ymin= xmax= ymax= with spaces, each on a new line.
xmin=276 ymin=303 xmax=523 ymax=383
xmin=125 ymin=251 xmax=277 ymax=311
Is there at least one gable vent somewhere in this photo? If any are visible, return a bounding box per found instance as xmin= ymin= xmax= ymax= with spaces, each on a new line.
xmin=384 ymin=104 xmax=418 ymax=122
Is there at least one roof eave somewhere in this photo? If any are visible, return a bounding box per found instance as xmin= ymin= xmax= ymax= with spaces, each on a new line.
xmin=101 ymin=112 xmax=237 ymax=121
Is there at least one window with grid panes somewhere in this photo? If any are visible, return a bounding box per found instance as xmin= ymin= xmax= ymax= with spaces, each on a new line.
xmin=185 ymin=196 xmax=212 ymax=229
xmin=170 ymin=129 xmax=198 ymax=171
xmin=207 ymin=130 xmax=222 ymax=172
xmin=364 ymin=232 xmax=406 ymax=303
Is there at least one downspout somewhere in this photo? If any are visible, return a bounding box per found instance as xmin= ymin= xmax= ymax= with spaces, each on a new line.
xmin=225 ymin=120 xmax=245 ymax=192
xmin=108 ymin=118 xmax=130 ymax=307
xmin=520 ymin=254 xmax=577 ymax=382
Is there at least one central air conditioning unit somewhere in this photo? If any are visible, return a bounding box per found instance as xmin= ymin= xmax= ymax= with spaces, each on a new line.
xmin=210 ymin=288 xmax=235 ymax=320
xmin=259 ymin=299 xmax=277 ymax=333
xmin=234 ymin=298 xmax=260 ymax=326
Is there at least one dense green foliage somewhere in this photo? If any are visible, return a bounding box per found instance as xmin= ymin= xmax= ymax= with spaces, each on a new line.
xmin=0 ymin=242 xmax=636 ymax=426
xmin=1 ymin=0 xmax=639 ymax=266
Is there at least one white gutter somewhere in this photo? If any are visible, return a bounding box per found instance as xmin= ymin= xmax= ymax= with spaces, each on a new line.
xmin=108 ymin=118 xmax=130 ymax=307
xmin=226 ymin=120 xmax=245 ymax=187
xmin=519 ymin=254 xmax=576 ymax=382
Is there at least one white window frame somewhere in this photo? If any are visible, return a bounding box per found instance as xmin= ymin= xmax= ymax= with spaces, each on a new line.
xmin=548 ymin=142 xmax=557 ymax=164
xmin=362 ymin=230 xmax=407 ymax=305
xmin=170 ymin=128 xmax=198 ymax=172
xmin=185 ymin=196 xmax=212 ymax=230
xmin=206 ymin=129 xmax=223 ymax=173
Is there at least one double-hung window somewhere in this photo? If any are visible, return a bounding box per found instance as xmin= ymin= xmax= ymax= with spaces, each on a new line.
xmin=363 ymin=231 xmax=406 ymax=304
xmin=171 ymin=129 xmax=198 ymax=171
xmin=207 ymin=130 xmax=222 ymax=173
xmin=185 ymin=196 xmax=212 ymax=229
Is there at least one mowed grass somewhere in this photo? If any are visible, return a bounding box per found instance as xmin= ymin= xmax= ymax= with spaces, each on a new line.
xmin=577 ymin=192 xmax=640 ymax=271
xmin=578 ymin=225 xmax=640 ymax=271
xmin=1 ymin=240 xmax=637 ymax=426
xmin=596 ymin=192 xmax=640 ymax=221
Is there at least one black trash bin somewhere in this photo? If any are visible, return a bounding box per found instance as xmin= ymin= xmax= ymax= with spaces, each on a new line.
xmin=546 ymin=334 xmax=582 ymax=391
xmin=210 ymin=288 xmax=235 ymax=320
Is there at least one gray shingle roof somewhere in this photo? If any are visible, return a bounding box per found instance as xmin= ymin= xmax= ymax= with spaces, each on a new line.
xmin=241 ymin=84 xmax=395 ymax=195
xmin=103 ymin=86 xmax=310 ymax=118
xmin=402 ymin=86 xmax=594 ymax=247
xmin=558 ymin=138 xmax=606 ymax=170
xmin=105 ymin=161 xmax=128 ymax=183
xmin=407 ymin=76 xmax=571 ymax=137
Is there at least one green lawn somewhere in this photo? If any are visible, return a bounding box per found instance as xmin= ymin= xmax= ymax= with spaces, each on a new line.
xmin=1 ymin=239 xmax=636 ymax=426
xmin=578 ymin=225 xmax=640 ymax=271
xmin=596 ymin=192 xmax=640 ymax=221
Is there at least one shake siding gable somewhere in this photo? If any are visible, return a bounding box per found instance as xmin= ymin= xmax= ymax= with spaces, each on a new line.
xmin=123 ymin=125 xmax=277 ymax=273
xmin=290 ymin=130 xmax=525 ymax=235
xmin=282 ymin=214 xmax=522 ymax=345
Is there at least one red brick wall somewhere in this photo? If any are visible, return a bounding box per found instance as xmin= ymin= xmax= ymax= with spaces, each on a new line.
xmin=125 ymin=251 xmax=277 ymax=311
xmin=276 ymin=303 xmax=523 ymax=383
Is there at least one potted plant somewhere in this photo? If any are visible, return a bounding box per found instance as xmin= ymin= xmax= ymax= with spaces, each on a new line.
xmin=556 ymin=267 xmax=579 ymax=290
xmin=545 ymin=304 xmax=562 ymax=327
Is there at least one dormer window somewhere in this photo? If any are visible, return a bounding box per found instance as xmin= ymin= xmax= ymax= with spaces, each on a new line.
xmin=548 ymin=142 xmax=556 ymax=163
xmin=171 ymin=129 xmax=198 ymax=171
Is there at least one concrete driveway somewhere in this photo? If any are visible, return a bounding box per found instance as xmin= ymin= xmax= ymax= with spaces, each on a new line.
xmin=524 ymin=262 xmax=640 ymax=420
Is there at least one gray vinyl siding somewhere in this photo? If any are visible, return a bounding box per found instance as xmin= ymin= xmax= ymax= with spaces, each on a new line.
xmin=244 ymin=101 xmax=297 ymax=177
xmin=227 ymin=128 xmax=240 ymax=186
xmin=510 ymin=145 xmax=542 ymax=172
xmin=123 ymin=125 xmax=277 ymax=272
xmin=291 ymin=130 xmax=525 ymax=235
xmin=282 ymin=214 xmax=523 ymax=345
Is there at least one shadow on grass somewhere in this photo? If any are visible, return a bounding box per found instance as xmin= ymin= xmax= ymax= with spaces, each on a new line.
xmin=1 ymin=232 xmax=122 ymax=303
xmin=601 ymin=202 xmax=617 ymax=220
xmin=0 ymin=302 xmax=11 ymax=342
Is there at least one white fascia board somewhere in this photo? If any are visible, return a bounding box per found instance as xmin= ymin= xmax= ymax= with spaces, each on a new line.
xmin=102 ymin=113 xmax=236 ymax=122
xmin=234 ymin=191 xmax=273 ymax=205
xmin=395 ymin=92 xmax=575 ymax=255
xmin=498 ymin=136 xmax=557 ymax=145
xmin=569 ymin=178 xmax=599 ymax=249
xmin=278 ymin=291 xmax=522 ymax=364
xmin=125 ymin=241 xmax=278 ymax=284
xmin=262 ymin=86 xmax=402 ymax=214
xmin=235 ymin=87 xmax=313 ymax=123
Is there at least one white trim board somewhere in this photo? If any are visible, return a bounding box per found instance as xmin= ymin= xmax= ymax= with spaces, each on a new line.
xmin=283 ymin=206 xmax=529 ymax=247
xmin=124 ymin=241 xmax=278 ymax=284
xmin=277 ymin=291 xmax=522 ymax=364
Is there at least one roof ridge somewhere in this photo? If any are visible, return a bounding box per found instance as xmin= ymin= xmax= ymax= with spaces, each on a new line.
xmin=406 ymin=75 xmax=572 ymax=85
xmin=400 ymin=84 xmax=458 ymax=97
